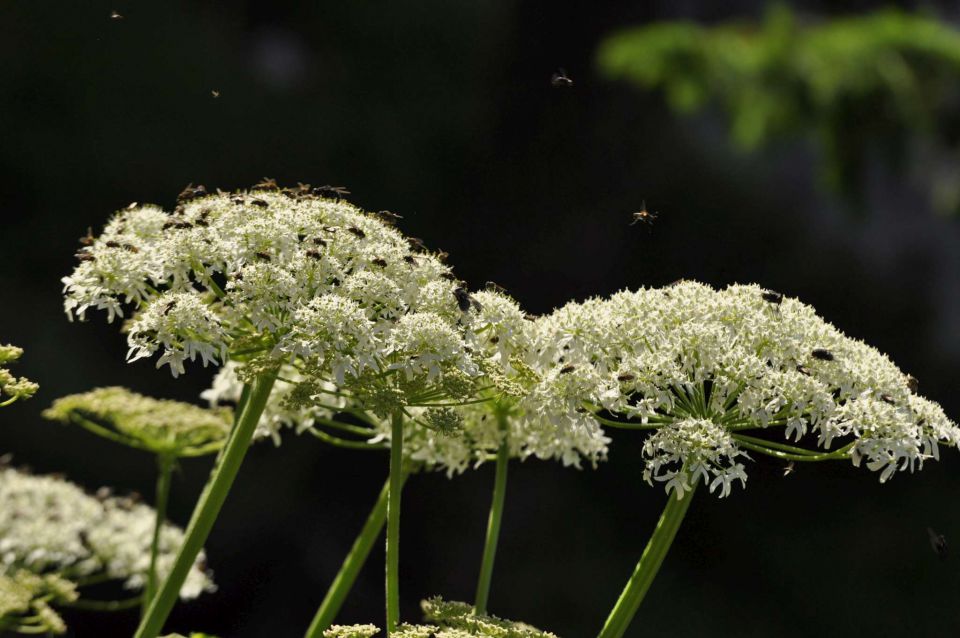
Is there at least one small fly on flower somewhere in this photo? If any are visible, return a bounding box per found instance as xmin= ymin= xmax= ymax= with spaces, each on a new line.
xmin=811 ymin=348 xmax=834 ymax=362
xmin=551 ymin=68 xmax=573 ymax=88
xmin=484 ymin=281 xmax=507 ymax=294
xmin=560 ymin=364 xmax=576 ymax=374
xmin=762 ymin=290 xmax=784 ymax=305
xmin=253 ymin=177 xmax=278 ymax=190
xmin=374 ymin=210 xmax=403 ymax=226
xmin=177 ymin=183 xmax=207 ymax=203
xmin=78 ymin=227 xmax=95 ymax=247
xmin=927 ymin=527 xmax=948 ymax=559
xmin=313 ymin=185 xmax=351 ymax=198
xmin=630 ymin=201 xmax=658 ymax=227
xmin=453 ymin=287 xmax=481 ymax=313
xmin=906 ymin=374 xmax=919 ymax=393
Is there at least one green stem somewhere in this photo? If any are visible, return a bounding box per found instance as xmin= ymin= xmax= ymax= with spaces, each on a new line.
xmin=385 ymin=411 xmax=404 ymax=634
xmin=732 ymin=436 xmax=854 ymax=462
xmin=474 ymin=412 xmax=510 ymax=615
xmin=66 ymin=595 xmax=144 ymax=612
xmin=304 ymin=474 xmax=408 ymax=638
xmin=597 ymin=482 xmax=698 ymax=638
xmin=143 ymin=454 xmax=175 ymax=617
xmin=308 ymin=428 xmax=387 ymax=451
xmin=134 ymin=373 xmax=276 ymax=638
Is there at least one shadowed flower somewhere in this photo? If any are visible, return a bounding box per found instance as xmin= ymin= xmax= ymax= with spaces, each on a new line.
xmin=0 ymin=467 xmax=213 ymax=599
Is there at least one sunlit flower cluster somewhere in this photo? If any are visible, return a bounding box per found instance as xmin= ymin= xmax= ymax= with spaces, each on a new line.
xmin=0 ymin=467 xmax=213 ymax=599
xmin=0 ymin=345 xmax=37 ymax=406
xmin=43 ymin=387 xmax=231 ymax=457
xmin=323 ymin=596 xmax=558 ymax=638
xmin=531 ymin=281 xmax=960 ymax=496
xmin=61 ymin=187 xmax=479 ymax=401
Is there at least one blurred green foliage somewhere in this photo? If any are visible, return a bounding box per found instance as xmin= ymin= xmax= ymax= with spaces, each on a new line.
xmin=598 ymin=5 xmax=960 ymax=212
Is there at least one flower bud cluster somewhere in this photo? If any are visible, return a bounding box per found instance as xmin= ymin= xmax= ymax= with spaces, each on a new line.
xmin=0 ymin=345 xmax=37 ymax=405
xmin=0 ymin=569 xmax=77 ymax=635
xmin=43 ymin=387 xmax=231 ymax=456
xmin=323 ymin=596 xmax=558 ymax=638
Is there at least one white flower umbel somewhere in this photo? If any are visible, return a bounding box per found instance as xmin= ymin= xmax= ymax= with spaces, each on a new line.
xmin=0 ymin=345 xmax=37 ymax=407
xmin=0 ymin=467 xmax=213 ymax=600
xmin=61 ymin=186 xmax=478 ymax=392
xmin=547 ymin=283 xmax=960 ymax=638
xmin=63 ymin=184 xmax=490 ymax=638
xmin=534 ymin=281 xmax=959 ymax=499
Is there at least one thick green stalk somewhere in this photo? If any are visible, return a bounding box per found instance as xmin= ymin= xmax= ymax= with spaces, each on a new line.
xmin=304 ymin=474 xmax=407 ymax=637
xmin=385 ymin=411 xmax=404 ymax=634
xmin=134 ymin=373 xmax=276 ymax=638
xmin=597 ymin=483 xmax=698 ymax=638
xmin=143 ymin=453 xmax=175 ymax=617
xmin=474 ymin=412 xmax=510 ymax=615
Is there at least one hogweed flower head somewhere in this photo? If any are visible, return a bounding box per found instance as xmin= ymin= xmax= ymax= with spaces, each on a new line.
xmin=322 ymin=596 xmax=559 ymax=638
xmin=203 ymin=290 xmax=610 ymax=469
xmin=0 ymin=467 xmax=213 ymax=599
xmin=43 ymin=387 xmax=231 ymax=457
xmin=63 ymin=185 xmax=491 ymax=424
xmin=533 ymin=281 xmax=960 ymax=497
xmin=0 ymin=570 xmax=77 ymax=635
xmin=0 ymin=345 xmax=37 ymax=407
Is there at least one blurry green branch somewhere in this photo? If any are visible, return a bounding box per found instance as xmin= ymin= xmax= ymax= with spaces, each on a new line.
xmin=598 ymin=5 xmax=960 ymax=212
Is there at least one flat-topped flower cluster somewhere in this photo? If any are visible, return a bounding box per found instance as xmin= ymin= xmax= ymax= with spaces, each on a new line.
xmin=62 ymin=187 xmax=474 ymax=389
xmin=0 ymin=466 xmax=213 ymax=599
xmin=531 ymin=281 xmax=959 ymax=496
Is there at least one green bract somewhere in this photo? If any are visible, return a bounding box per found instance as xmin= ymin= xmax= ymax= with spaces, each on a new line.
xmin=43 ymin=387 xmax=231 ymax=457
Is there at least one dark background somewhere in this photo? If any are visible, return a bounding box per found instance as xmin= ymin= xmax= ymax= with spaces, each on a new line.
xmin=2 ymin=1 xmax=960 ymax=636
